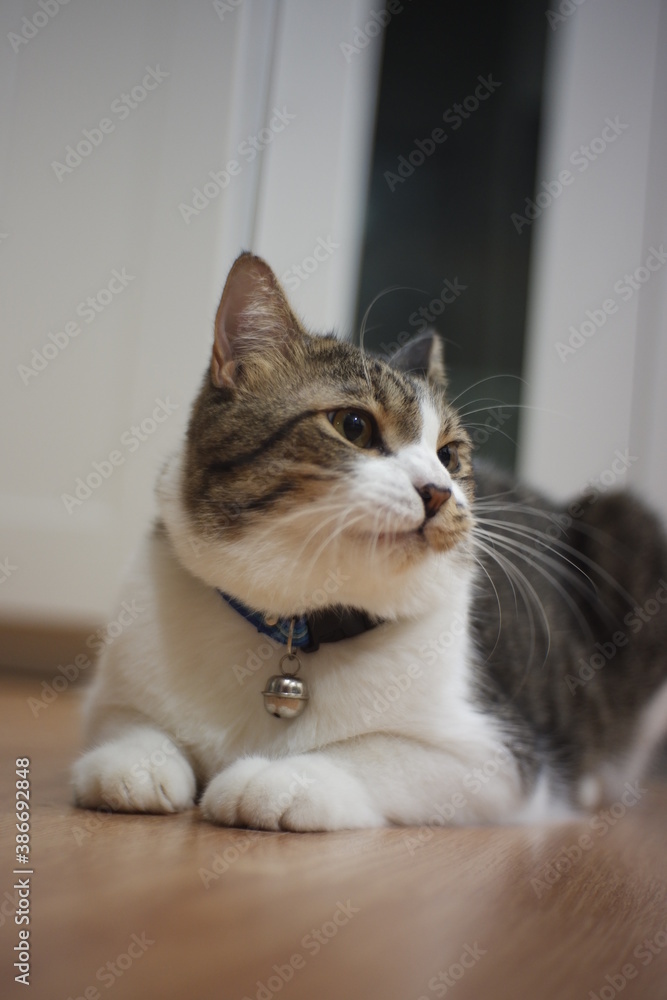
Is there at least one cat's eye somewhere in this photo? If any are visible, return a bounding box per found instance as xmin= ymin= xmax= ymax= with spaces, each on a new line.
xmin=329 ymin=409 xmax=374 ymax=448
xmin=437 ymin=443 xmax=460 ymax=471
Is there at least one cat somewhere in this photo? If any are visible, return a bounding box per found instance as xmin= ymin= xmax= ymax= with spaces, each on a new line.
xmin=71 ymin=251 xmax=667 ymax=831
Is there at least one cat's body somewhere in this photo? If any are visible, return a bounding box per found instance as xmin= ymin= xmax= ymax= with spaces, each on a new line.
xmin=72 ymin=253 xmax=667 ymax=830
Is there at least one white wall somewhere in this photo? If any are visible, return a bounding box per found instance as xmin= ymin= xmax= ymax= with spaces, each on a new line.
xmin=518 ymin=0 xmax=667 ymax=520
xmin=0 ymin=0 xmax=244 ymax=627
xmin=0 ymin=0 xmax=380 ymax=634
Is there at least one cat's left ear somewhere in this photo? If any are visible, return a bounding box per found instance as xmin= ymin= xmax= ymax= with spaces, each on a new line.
xmin=211 ymin=252 xmax=300 ymax=389
xmin=387 ymin=330 xmax=446 ymax=386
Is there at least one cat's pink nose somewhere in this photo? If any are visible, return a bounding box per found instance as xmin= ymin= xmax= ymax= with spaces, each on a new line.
xmin=417 ymin=483 xmax=451 ymax=519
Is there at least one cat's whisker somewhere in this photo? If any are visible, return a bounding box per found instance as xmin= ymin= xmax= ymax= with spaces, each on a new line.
xmin=358 ymin=285 xmax=413 ymax=389
xmin=448 ymin=375 xmax=525 ymax=407
xmin=475 ymin=507 xmax=639 ymax=611
xmin=457 ymin=404 xmax=511 ymax=420
xmin=368 ymin=505 xmax=387 ymax=564
xmin=281 ymin=493 xmax=367 ymax=565
xmin=475 ymin=499 xmax=614 ymax=541
xmin=476 ymin=517 xmax=596 ymax=589
xmin=248 ymin=507 xmax=343 ymax=559
xmin=305 ymin=509 xmax=369 ymax=574
xmin=358 ymin=285 xmax=423 ymax=348
xmin=475 ymin=527 xmax=601 ymax=630
xmin=473 ymin=526 xmax=595 ymax=643
xmin=470 ymin=553 xmax=503 ymax=659
xmin=470 ymin=490 xmax=520 ymax=504
xmin=471 ymin=537 xmax=545 ymax=685
xmin=292 ymin=505 xmax=360 ymax=563
xmin=473 ymin=536 xmax=536 ymax=638
xmin=459 ymin=424 xmax=519 ymax=450
xmin=454 ymin=391 xmax=567 ymax=421
xmin=475 ymin=500 xmax=630 ymax=549
xmin=476 ymin=539 xmax=521 ymax=619
xmin=275 ymin=497 xmax=353 ymax=534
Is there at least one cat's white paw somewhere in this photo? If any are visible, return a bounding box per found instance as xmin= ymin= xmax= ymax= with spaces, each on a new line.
xmin=200 ymin=755 xmax=385 ymax=831
xmin=72 ymin=733 xmax=196 ymax=814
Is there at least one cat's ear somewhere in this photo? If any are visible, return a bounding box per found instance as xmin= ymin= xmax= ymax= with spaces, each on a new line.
xmin=211 ymin=252 xmax=300 ymax=389
xmin=387 ymin=330 xmax=446 ymax=386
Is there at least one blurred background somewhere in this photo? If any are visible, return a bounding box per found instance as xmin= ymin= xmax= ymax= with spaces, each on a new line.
xmin=1 ymin=0 xmax=665 ymax=669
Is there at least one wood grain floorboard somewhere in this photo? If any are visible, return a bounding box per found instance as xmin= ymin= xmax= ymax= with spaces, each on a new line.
xmin=1 ymin=675 xmax=666 ymax=1000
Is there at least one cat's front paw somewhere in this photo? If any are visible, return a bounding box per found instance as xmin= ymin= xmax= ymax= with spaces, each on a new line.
xmin=200 ymin=755 xmax=385 ymax=832
xmin=72 ymin=732 xmax=196 ymax=814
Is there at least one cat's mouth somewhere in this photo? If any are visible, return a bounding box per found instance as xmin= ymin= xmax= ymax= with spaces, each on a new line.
xmin=360 ymin=527 xmax=428 ymax=548
xmin=355 ymin=519 xmax=468 ymax=558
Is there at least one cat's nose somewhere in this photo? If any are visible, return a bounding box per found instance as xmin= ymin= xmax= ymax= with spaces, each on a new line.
xmin=417 ymin=483 xmax=452 ymax=519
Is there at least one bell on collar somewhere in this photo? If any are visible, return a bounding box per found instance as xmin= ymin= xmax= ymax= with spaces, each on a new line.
xmin=262 ymin=673 xmax=309 ymax=719
xmin=262 ymin=651 xmax=308 ymax=719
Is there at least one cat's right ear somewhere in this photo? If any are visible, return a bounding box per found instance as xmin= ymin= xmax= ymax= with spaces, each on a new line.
xmin=387 ymin=330 xmax=446 ymax=386
xmin=211 ymin=252 xmax=299 ymax=389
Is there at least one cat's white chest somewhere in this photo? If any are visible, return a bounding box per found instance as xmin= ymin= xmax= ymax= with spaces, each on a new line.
xmin=86 ymin=531 xmax=497 ymax=784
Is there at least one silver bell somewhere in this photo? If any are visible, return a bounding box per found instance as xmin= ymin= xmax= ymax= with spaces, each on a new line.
xmin=262 ymin=672 xmax=309 ymax=719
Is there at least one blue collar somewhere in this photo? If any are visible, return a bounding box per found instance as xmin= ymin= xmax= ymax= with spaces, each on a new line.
xmin=218 ymin=592 xmax=313 ymax=648
xmin=218 ymin=591 xmax=380 ymax=653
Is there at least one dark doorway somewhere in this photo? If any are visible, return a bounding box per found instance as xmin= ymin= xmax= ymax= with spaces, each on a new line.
xmin=354 ymin=2 xmax=550 ymax=469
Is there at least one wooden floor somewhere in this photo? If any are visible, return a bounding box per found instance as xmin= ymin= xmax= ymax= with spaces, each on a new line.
xmin=1 ymin=675 xmax=667 ymax=1000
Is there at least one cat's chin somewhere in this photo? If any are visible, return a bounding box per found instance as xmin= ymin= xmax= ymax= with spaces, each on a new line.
xmin=168 ymin=526 xmax=469 ymax=621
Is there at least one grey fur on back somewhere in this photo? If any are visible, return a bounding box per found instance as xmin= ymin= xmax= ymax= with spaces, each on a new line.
xmin=471 ymin=461 xmax=667 ymax=788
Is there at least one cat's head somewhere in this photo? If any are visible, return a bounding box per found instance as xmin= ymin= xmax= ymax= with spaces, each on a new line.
xmin=157 ymin=252 xmax=475 ymax=619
